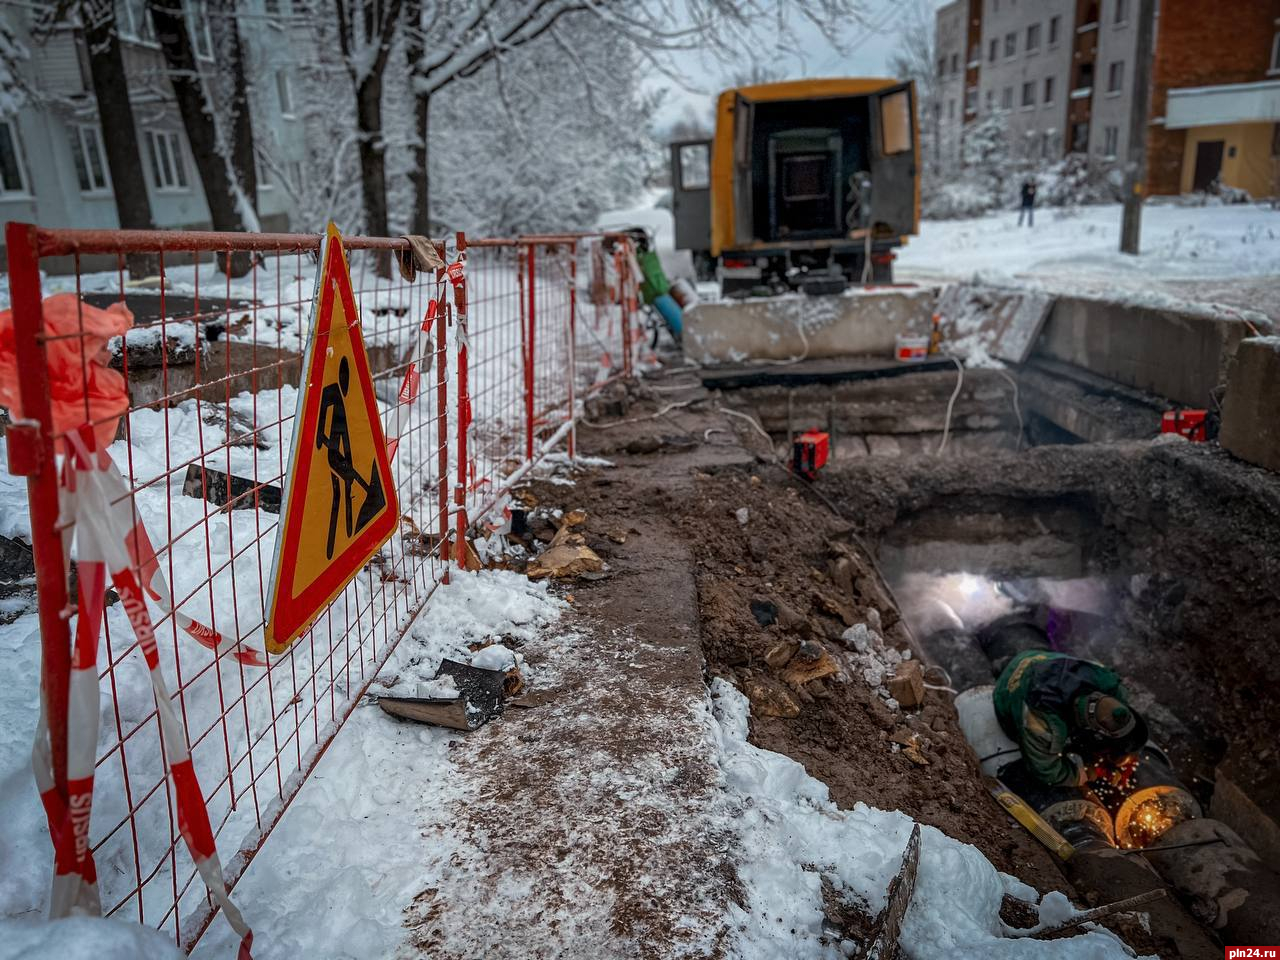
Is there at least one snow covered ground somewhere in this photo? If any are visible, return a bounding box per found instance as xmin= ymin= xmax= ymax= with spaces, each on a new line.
xmin=898 ymin=202 xmax=1280 ymax=316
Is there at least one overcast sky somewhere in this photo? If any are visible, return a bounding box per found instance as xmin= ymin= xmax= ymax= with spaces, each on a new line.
xmin=647 ymin=0 xmax=951 ymax=133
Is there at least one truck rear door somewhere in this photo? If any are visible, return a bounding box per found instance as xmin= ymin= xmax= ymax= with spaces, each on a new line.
xmin=869 ymin=82 xmax=918 ymax=238
xmin=671 ymin=140 xmax=712 ymax=253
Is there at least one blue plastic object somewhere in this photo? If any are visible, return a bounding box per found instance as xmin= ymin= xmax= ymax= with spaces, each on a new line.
xmin=652 ymin=293 xmax=683 ymax=338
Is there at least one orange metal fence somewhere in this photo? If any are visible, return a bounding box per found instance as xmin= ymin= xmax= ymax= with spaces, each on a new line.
xmin=1 ymin=223 xmax=642 ymax=951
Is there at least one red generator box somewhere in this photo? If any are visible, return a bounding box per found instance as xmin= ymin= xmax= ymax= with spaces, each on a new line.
xmin=792 ymin=431 xmax=830 ymax=479
xmin=1161 ymin=409 xmax=1208 ymax=442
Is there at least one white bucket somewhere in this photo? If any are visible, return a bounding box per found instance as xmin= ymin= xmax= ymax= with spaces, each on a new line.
xmin=954 ymin=684 xmax=1021 ymax=776
xmin=895 ymin=334 xmax=929 ymax=362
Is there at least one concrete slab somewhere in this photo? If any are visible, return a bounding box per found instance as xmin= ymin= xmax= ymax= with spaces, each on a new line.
xmin=682 ymin=287 xmax=936 ymax=365
xmin=1034 ymin=295 xmax=1264 ymax=407
xmin=1220 ymin=336 xmax=1280 ymax=473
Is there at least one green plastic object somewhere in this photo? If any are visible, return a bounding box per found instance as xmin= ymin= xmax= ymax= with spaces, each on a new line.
xmin=636 ymin=249 xmax=670 ymax=304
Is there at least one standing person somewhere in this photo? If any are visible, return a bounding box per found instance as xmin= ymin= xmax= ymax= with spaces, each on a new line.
xmin=1018 ymin=177 xmax=1037 ymax=227
xmin=993 ymin=649 xmax=1148 ymax=786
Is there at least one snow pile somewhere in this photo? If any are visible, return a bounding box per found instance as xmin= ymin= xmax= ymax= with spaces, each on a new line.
xmin=370 ymin=569 xmax=565 ymax=699
xmin=708 ymin=678 xmax=1144 ymax=959
xmin=0 ymin=917 xmax=184 ymax=960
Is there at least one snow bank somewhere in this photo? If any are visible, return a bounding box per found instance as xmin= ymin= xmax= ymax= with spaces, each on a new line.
xmin=0 ymin=916 xmax=184 ymax=960
xmin=708 ymin=679 xmax=1145 ymax=959
xmin=899 ymin=202 xmax=1280 ymax=286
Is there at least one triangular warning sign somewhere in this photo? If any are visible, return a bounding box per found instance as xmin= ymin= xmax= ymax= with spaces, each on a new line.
xmin=265 ymin=223 xmax=398 ymax=655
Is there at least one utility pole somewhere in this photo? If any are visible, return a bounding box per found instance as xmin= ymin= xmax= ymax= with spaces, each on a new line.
xmin=1120 ymin=0 xmax=1157 ymax=255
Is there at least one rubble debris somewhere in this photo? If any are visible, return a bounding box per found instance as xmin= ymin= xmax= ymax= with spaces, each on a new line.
xmin=377 ymin=659 xmax=506 ymax=731
xmin=780 ymin=647 xmax=841 ymax=687
xmin=749 ymin=597 xmax=777 ymax=626
xmin=862 ymin=823 xmax=921 ymax=960
xmin=746 ymin=675 xmax=802 ymax=719
xmin=764 ymin=639 xmax=799 ymax=668
xmin=887 ymin=661 xmax=925 ymax=709
xmin=183 ymin=464 xmax=281 ymax=514
xmin=526 ymin=509 xmax=605 ymax=580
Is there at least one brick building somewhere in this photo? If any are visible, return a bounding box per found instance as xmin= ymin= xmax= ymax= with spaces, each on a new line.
xmin=1150 ymin=0 xmax=1280 ymax=197
xmin=934 ymin=0 xmax=1280 ymax=197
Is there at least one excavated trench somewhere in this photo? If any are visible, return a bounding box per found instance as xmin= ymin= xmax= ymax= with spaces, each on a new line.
xmin=710 ymin=367 xmax=1280 ymax=952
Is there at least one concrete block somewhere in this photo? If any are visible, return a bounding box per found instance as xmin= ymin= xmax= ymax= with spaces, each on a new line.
xmin=682 ymin=288 xmax=936 ymax=365
xmin=1220 ymin=337 xmax=1280 ymax=474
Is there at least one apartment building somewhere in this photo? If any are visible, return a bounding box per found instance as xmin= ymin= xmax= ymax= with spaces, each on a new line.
xmin=0 ymin=0 xmax=310 ymax=265
xmin=934 ymin=0 xmax=1280 ymax=196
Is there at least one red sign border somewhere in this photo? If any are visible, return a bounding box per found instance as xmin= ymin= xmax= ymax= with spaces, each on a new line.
xmin=265 ymin=226 xmax=398 ymax=654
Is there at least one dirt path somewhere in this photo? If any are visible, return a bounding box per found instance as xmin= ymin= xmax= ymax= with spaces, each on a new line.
xmin=401 ymin=500 xmax=742 ymax=958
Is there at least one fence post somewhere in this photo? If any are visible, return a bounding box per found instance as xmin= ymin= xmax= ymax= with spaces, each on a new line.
xmin=4 ymin=222 xmax=71 ymax=804
xmin=524 ymin=243 xmax=537 ymax=462
xmin=567 ymin=242 xmax=577 ymax=461
xmin=436 ymin=286 xmax=450 ymax=584
xmin=454 ymin=299 xmax=469 ymax=572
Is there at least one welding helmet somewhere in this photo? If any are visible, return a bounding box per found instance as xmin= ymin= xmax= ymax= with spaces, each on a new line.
xmin=1077 ymin=692 xmax=1148 ymax=755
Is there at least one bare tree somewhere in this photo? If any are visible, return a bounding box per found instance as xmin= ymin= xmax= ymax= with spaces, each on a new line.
xmin=79 ymin=0 xmax=157 ymax=276
xmin=888 ymin=0 xmax=939 ymax=175
xmin=402 ymin=0 xmax=868 ymax=236
xmin=149 ymin=0 xmax=258 ymax=275
xmin=207 ymin=0 xmax=258 ymax=227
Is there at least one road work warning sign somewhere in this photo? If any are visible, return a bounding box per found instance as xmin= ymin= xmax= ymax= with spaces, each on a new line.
xmin=265 ymin=223 xmax=398 ymax=654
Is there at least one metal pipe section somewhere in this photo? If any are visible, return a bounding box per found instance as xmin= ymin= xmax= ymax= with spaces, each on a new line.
xmin=1146 ymin=818 xmax=1280 ymax=946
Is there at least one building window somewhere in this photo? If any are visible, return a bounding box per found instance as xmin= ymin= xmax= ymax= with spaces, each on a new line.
xmin=965 ymin=87 xmax=978 ymax=113
xmin=189 ymin=3 xmax=214 ymax=59
xmin=1077 ymin=62 xmax=1095 ymax=90
xmin=1004 ymin=32 xmax=1016 ymax=58
xmin=264 ymin=0 xmax=281 ymax=12
xmin=1115 ymin=0 xmax=1129 ymax=23
xmin=70 ymin=124 xmax=110 ymax=193
xmin=1044 ymin=76 xmax=1055 ymax=103
xmin=938 ymin=57 xmax=946 ymax=78
xmin=989 ymin=38 xmax=998 ymax=61
xmin=1270 ymin=33 xmax=1280 ymax=73
xmin=1104 ymin=125 xmax=1119 ymax=156
xmin=145 ymin=130 xmax=189 ymax=191
xmin=0 ymin=121 xmax=30 ymax=195
xmin=1027 ymin=23 xmax=1041 ymax=52
xmin=948 ymin=99 xmax=956 ymax=119
xmin=1108 ymin=61 xmax=1124 ymax=93
xmin=1041 ymin=130 xmax=1053 ymax=158
xmin=950 ymin=52 xmax=959 ymax=73
xmin=1002 ymin=86 xmax=1013 ymax=110
xmin=118 ymin=0 xmax=156 ymax=43
xmin=1022 ymin=82 xmax=1035 ymax=107
xmin=986 ymin=89 xmax=995 ymax=110
xmin=1049 ymin=15 xmax=1061 ymax=45
xmin=1072 ymin=121 xmax=1089 ymax=152
xmin=276 ymin=72 xmax=294 ymax=116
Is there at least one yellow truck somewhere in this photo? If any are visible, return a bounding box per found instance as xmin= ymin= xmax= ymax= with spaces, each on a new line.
xmin=671 ymin=78 xmax=920 ymax=297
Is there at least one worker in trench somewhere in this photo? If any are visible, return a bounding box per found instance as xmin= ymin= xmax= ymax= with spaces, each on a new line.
xmin=992 ymin=644 xmax=1150 ymax=787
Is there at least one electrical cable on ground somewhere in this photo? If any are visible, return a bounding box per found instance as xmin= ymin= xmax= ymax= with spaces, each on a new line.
xmin=936 ymin=356 xmax=965 ymax=456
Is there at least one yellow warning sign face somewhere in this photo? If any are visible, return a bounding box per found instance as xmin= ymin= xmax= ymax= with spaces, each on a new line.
xmin=265 ymin=223 xmax=398 ymax=654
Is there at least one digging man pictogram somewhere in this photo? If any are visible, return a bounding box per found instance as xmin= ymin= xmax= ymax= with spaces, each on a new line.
xmin=316 ymin=356 xmax=387 ymax=559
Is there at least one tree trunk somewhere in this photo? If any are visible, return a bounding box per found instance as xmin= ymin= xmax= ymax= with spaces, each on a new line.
xmin=356 ymin=73 xmax=392 ymax=275
xmin=209 ymin=0 xmax=258 ymax=225
xmin=149 ymin=0 xmax=254 ymax=276
xmin=81 ymin=0 xmax=156 ymax=277
xmin=410 ymin=91 xmax=430 ymax=235
xmin=403 ymin=0 xmax=429 ymax=236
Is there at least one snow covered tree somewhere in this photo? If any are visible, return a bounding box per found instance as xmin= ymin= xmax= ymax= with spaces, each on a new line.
xmin=75 ymin=0 xmax=157 ymax=275
xmin=0 ymin=18 xmax=29 ymax=120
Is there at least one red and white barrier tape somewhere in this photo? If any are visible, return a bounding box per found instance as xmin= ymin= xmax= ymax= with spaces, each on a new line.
xmin=34 ymin=424 xmax=254 ymax=957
